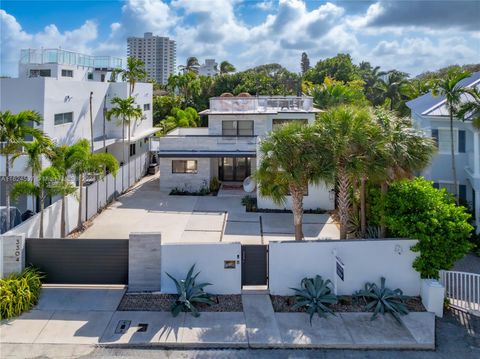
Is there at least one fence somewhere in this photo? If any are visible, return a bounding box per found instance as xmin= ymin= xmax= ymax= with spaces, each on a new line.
xmin=4 ymin=152 xmax=149 ymax=237
xmin=439 ymin=270 xmax=480 ymax=312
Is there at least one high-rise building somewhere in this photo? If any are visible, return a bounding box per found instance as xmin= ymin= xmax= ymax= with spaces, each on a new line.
xmin=198 ymin=59 xmax=218 ymax=77
xmin=127 ymin=32 xmax=176 ymax=85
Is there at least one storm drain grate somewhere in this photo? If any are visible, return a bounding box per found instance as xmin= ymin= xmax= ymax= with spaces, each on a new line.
xmin=115 ymin=320 xmax=131 ymax=334
xmin=137 ymin=323 xmax=148 ymax=332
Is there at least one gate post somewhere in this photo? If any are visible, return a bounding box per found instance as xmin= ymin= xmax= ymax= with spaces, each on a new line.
xmin=0 ymin=234 xmax=25 ymax=278
xmin=128 ymin=232 xmax=162 ymax=292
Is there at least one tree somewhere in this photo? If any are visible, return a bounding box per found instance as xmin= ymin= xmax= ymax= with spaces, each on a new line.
xmin=0 ymin=110 xmax=43 ymax=232
xmin=179 ymin=57 xmax=200 ymax=74
xmin=255 ymin=123 xmax=333 ymax=240
xmin=375 ymin=70 xmax=409 ymax=111
xmin=112 ymin=57 xmax=148 ymax=96
xmin=431 ymin=69 xmax=471 ymax=202
xmin=167 ymin=72 xmax=201 ymax=106
xmin=152 ymin=95 xmax=183 ymax=126
xmin=309 ymin=77 xmax=367 ymax=109
xmin=162 ymin=107 xmax=200 ymax=131
xmin=379 ymin=178 xmax=473 ymax=278
xmin=317 ymin=106 xmax=379 ymax=239
xmin=10 ymin=167 xmax=62 ymax=238
xmin=12 ymin=137 xmax=53 ymax=212
xmin=458 ymin=87 xmax=480 ymax=129
xmin=301 ymin=52 xmax=310 ymax=75
xmin=304 ymin=53 xmax=360 ymax=84
xmin=68 ymin=139 xmax=119 ymax=230
xmin=219 ymin=61 xmax=236 ymax=74
xmin=106 ymin=97 xmax=143 ymax=187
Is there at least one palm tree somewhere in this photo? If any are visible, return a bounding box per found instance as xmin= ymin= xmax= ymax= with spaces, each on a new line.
xmin=220 ymin=61 xmax=236 ymax=75
xmin=68 ymin=139 xmax=119 ymax=230
xmin=375 ymin=70 xmax=409 ymax=111
xmin=106 ymin=97 xmax=142 ymax=188
xmin=431 ymin=69 xmax=471 ymax=202
xmin=255 ymin=123 xmax=333 ymax=240
xmin=10 ymin=167 xmax=62 ymax=238
xmin=112 ymin=57 xmax=148 ymax=96
xmin=458 ymin=87 xmax=480 ymax=129
xmin=179 ymin=57 xmax=200 ymax=74
xmin=12 ymin=136 xmax=53 ymax=212
xmin=167 ymin=72 xmax=201 ymax=106
xmin=0 ymin=110 xmax=43 ymax=232
xmin=317 ymin=106 xmax=379 ymax=239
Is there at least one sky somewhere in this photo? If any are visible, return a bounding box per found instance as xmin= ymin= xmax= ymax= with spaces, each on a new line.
xmin=1 ymin=0 xmax=479 ymax=78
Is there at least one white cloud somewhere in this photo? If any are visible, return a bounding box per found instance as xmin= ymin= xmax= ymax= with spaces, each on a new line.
xmin=255 ymin=1 xmax=274 ymax=10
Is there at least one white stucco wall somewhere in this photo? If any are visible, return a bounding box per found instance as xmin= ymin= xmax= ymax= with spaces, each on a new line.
xmin=159 ymin=158 xmax=211 ymax=192
xmin=269 ymin=239 xmax=421 ymax=296
xmin=161 ymin=242 xmax=241 ymax=294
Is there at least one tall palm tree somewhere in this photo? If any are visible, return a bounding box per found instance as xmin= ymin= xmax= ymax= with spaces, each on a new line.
xmin=317 ymin=106 xmax=379 ymax=239
xmin=12 ymin=136 xmax=53 ymax=212
xmin=167 ymin=72 xmax=201 ymax=107
xmin=68 ymin=139 xmax=119 ymax=230
xmin=113 ymin=57 xmax=148 ymax=96
xmin=432 ymin=69 xmax=471 ymax=202
xmin=10 ymin=167 xmax=62 ymax=238
xmin=375 ymin=70 xmax=409 ymax=111
xmin=220 ymin=61 xmax=236 ymax=75
xmin=106 ymin=97 xmax=142 ymax=188
xmin=255 ymin=123 xmax=333 ymax=240
xmin=0 ymin=110 xmax=43 ymax=232
xmin=458 ymin=87 xmax=480 ymax=129
xmin=179 ymin=57 xmax=200 ymax=74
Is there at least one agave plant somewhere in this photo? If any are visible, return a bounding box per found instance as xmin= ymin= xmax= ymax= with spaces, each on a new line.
xmin=354 ymin=277 xmax=409 ymax=323
xmin=166 ymin=265 xmax=215 ymax=317
xmin=290 ymin=275 xmax=338 ymax=324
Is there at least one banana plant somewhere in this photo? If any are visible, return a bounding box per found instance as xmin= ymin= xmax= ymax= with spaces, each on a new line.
xmin=166 ymin=264 xmax=214 ymax=317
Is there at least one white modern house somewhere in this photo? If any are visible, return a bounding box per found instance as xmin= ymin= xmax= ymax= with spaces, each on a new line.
xmin=198 ymin=59 xmax=218 ymax=77
xmin=0 ymin=48 xmax=156 ymax=218
xmin=407 ymin=71 xmax=480 ymax=232
xmin=152 ymin=95 xmax=335 ymax=210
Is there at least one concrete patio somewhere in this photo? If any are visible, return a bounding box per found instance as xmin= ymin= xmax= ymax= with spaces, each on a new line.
xmin=79 ymin=174 xmax=340 ymax=243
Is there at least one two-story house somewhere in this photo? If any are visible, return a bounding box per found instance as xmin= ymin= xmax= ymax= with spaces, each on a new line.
xmin=154 ymin=94 xmax=335 ymax=210
xmin=0 ymin=48 xmax=157 ymax=216
xmin=407 ymin=71 xmax=480 ymax=232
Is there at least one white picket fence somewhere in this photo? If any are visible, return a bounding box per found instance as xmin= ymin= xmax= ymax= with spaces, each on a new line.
xmin=439 ymin=270 xmax=480 ymax=312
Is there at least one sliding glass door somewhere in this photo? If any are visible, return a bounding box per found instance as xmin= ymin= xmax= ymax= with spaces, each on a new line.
xmin=219 ymin=157 xmax=251 ymax=181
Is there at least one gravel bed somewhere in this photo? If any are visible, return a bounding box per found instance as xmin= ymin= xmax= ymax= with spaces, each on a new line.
xmin=118 ymin=293 xmax=243 ymax=312
xmin=271 ymin=295 xmax=425 ymax=313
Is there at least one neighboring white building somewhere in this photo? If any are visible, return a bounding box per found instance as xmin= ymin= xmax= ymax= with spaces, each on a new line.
xmin=407 ymin=71 xmax=480 ymax=232
xmin=198 ymin=59 xmax=218 ymax=77
xmin=152 ymin=95 xmax=335 ymax=210
xmin=127 ymin=32 xmax=176 ymax=85
xmin=0 ymin=48 xmax=156 ymax=217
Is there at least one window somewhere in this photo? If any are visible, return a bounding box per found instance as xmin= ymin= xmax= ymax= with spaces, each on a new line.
xmin=61 ymin=69 xmax=73 ymax=77
xmin=433 ymin=182 xmax=467 ymax=201
xmin=54 ymin=112 xmax=73 ymax=126
xmin=101 ymin=74 xmax=105 ymax=82
xmin=143 ymin=103 xmax=151 ymax=111
xmin=172 ymin=160 xmax=198 ymax=174
xmin=431 ymin=128 xmax=465 ymax=153
xmin=87 ymin=72 xmax=93 ymax=80
xmin=222 ymin=120 xmax=254 ymax=136
xmin=272 ymin=119 xmax=308 ymax=131
xmin=29 ymin=69 xmax=51 ymax=77
xmin=130 ymin=143 xmax=136 ymax=156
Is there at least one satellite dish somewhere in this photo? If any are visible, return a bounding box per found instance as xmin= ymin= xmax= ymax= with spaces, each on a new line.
xmin=243 ymin=176 xmax=256 ymax=193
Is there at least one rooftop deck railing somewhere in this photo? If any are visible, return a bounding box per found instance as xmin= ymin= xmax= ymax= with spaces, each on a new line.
xmin=209 ymin=96 xmax=314 ymax=112
xmin=20 ymin=49 xmax=122 ymax=69
xmin=150 ymin=135 xmax=257 ymax=153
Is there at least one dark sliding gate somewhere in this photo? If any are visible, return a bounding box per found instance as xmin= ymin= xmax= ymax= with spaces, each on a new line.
xmin=25 ymin=238 xmax=128 ymax=284
xmin=241 ymin=245 xmax=268 ymax=286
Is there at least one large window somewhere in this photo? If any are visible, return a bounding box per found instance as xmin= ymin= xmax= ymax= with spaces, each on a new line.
xmin=61 ymin=69 xmax=73 ymax=77
xmin=29 ymin=69 xmax=51 ymax=77
xmin=54 ymin=112 xmax=73 ymax=126
xmin=172 ymin=160 xmax=198 ymax=174
xmin=222 ymin=120 xmax=254 ymax=136
xmin=272 ymin=119 xmax=308 ymax=131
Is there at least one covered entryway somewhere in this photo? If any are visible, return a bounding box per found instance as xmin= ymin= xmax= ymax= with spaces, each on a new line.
xmin=241 ymin=244 xmax=268 ymax=286
xmin=219 ymin=157 xmax=253 ymax=182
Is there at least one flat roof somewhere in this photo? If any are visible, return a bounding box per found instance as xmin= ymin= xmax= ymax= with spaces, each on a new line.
xmin=157 ymin=150 xmax=256 ymax=158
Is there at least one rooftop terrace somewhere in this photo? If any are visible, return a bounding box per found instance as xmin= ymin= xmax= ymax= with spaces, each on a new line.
xmin=206 ymin=96 xmax=316 ymax=114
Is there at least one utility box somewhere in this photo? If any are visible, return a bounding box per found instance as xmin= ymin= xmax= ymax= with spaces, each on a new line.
xmin=421 ymin=279 xmax=445 ymax=318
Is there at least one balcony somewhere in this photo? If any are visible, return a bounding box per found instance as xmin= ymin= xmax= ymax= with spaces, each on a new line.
xmin=208 ymin=96 xmax=314 ymax=113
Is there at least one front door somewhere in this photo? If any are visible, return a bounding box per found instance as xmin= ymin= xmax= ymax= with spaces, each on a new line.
xmin=241 ymin=245 xmax=268 ymax=286
xmin=219 ymin=157 xmax=251 ymax=181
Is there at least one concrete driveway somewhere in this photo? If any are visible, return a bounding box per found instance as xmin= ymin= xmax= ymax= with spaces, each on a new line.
xmin=79 ymin=174 xmax=339 ymax=243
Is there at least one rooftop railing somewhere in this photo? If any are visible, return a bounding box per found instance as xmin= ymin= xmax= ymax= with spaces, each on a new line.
xmin=209 ymin=96 xmax=314 ymax=112
xmin=20 ymin=49 xmax=122 ymax=69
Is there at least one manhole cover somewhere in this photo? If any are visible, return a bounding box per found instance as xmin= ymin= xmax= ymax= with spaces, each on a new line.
xmin=115 ymin=320 xmax=131 ymax=334
xmin=137 ymin=323 xmax=148 ymax=332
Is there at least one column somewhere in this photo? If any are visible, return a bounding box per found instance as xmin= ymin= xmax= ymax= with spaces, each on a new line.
xmin=474 ymin=131 xmax=480 ymax=177
xmin=128 ymin=232 xmax=162 ymax=292
xmin=0 ymin=234 xmax=25 ymax=278
xmin=476 ymin=190 xmax=480 ymax=234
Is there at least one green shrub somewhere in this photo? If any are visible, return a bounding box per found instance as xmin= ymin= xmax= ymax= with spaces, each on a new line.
xmin=379 ymin=178 xmax=473 ymax=278
xmin=241 ymin=195 xmax=257 ymax=212
xmin=0 ymin=267 xmax=43 ymax=319
xmin=290 ymin=275 xmax=337 ymax=323
xmin=209 ymin=177 xmax=220 ymax=193
xmin=166 ymin=265 xmax=215 ymax=317
xmin=354 ymin=277 xmax=409 ymax=323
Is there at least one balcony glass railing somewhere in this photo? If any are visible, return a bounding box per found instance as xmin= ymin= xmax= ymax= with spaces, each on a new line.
xmin=151 ymin=135 xmax=257 ymax=153
xmin=209 ymin=96 xmax=314 ymax=112
xmin=20 ymin=49 xmax=122 ymax=69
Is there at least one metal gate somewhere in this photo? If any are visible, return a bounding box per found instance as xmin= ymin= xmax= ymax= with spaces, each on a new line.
xmin=241 ymin=245 xmax=268 ymax=286
xmin=439 ymin=270 xmax=480 ymax=312
xmin=26 ymin=238 xmax=128 ymax=284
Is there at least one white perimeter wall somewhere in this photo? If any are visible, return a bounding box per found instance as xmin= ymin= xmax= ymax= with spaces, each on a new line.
xmin=269 ymin=239 xmax=421 ymax=296
xmin=161 ymin=242 xmax=241 ymax=294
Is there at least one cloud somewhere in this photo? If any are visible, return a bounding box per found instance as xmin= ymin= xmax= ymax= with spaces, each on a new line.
xmin=255 ymin=1 xmax=274 ymax=10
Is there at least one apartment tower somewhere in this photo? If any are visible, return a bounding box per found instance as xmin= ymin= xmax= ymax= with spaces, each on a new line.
xmin=127 ymin=32 xmax=176 ymax=85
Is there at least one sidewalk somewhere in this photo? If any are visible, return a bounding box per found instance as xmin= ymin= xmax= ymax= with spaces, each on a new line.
xmin=0 ymin=289 xmax=435 ymax=350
